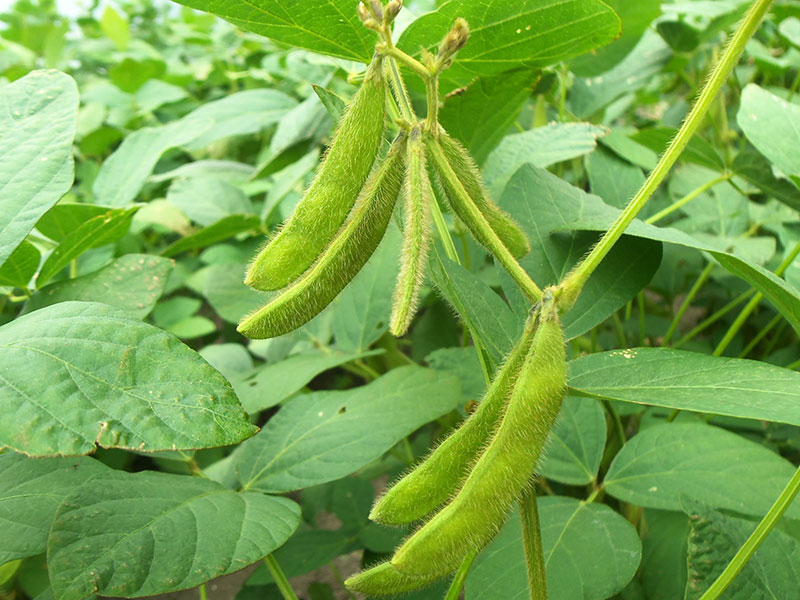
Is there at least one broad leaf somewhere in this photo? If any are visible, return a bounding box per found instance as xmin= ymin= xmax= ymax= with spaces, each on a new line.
xmin=161 ymin=215 xmax=261 ymax=258
xmin=0 ymin=302 xmax=257 ymax=456
xmin=501 ymin=166 xmax=662 ymax=340
xmin=484 ymin=123 xmax=607 ymax=197
xmin=738 ymin=84 xmax=800 ymax=183
xmin=0 ymin=241 xmax=40 ymax=288
xmin=604 ymin=423 xmax=800 ymax=519
xmin=0 ymin=453 xmax=109 ymax=564
xmin=167 ymin=176 xmax=253 ymax=226
xmin=640 ymin=509 xmax=690 ymax=600
xmin=48 ymin=470 xmax=300 ymax=600
xmin=0 ymin=70 xmax=78 ymax=268
xmin=235 ymin=366 xmax=461 ymax=493
xmin=37 ymin=207 xmax=139 ymax=287
xmin=466 ymin=498 xmax=641 ymax=600
xmin=539 ymin=397 xmax=607 ymax=486
xmin=398 ymin=0 xmax=620 ymax=92
xmin=683 ymin=500 xmax=800 ymax=600
xmin=439 ymin=69 xmax=539 ymax=166
xmin=569 ymin=348 xmax=800 ymax=426
xmin=35 ymin=204 xmax=111 ymax=244
xmin=231 ymin=349 xmax=382 ymax=414
xmin=171 ymin=0 xmax=375 ymax=62
xmin=24 ymin=254 xmax=173 ymax=318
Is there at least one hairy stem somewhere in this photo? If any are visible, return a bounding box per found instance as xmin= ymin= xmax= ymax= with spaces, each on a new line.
xmin=520 ymin=488 xmax=548 ymax=600
xmin=559 ymin=0 xmax=774 ymax=312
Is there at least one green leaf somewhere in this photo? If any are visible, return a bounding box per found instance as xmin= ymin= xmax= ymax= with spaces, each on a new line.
xmin=109 ymin=58 xmax=164 ymax=93
xmin=0 ymin=70 xmax=78 ymax=268
xmin=738 ymin=84 xmax=800 ymax=182
xmin=47 ymin=470 xmax=300 ymax=600
xmin=733 ymin=150 xmax=800 ymax=211
xmin=398 ymin=0 xmax=621 ymax=92
xmin=604 ymin=423 xmax=800 ymax=519
xmin=245 ymin=530 xmax=350 ymax=586
xmin=0 ymin=453 xmax=109 ymax=564
xmin=201 ymin=262 xmax=266 ymax=323
xmin=170 ymin=0 xmax=375 ymax=62
xmin=466 ymin=498 xmax=641 ymax=600
xmin=0 ymin=301 xmax=257 ymax=456
xmin=586 ymin=146 xmax=645 ymax=209
xmin=167 ymin=176 xmax=253 ymax=226
xmin=569 ymin=30 xmax=672 ymax=118
xmin=235 ymin=366 xmax=461 ymax=493
xmin=570 ymin=0 xmax=662 ymax=76
xmin=483 ymin=123 xmax=607 ymax=197
xmin=331 ymin=226 xmax=401 ymax=353
xmin=640 ymin=509 xmax=689 ymax=600
xmin=683 ymin=500 xmax=800 ymax=600
xmin=92 ymin=119 xmax=211 ymax=208
xmin=632 ymin=127 xmax=725 ymax=172
xmin=0 ymin=241 xmax=40 ymax=288
xmin=161 ymin=215 xmax=261 ymax=258
xmin=231 ymin=349 xmax=382 ymax=414
xmin=35 ymin=204 xmax=111 ymax=244
xmin=24 ymin=254 xmax=173 ymax=318
xmin=539 ymin=397 xmax=607 ymax=486
xmin=36 ymin=207 xmax=139 ymax=287
xmin=500 ymin=166 xmax=662 ymax=340
xmin=312 ymin=85 xmax=346 ymax=122
xmin=439 ymin=69 xmax=539 ymax=166
xmin=430 ymin=254 xmax=521 ymax=363
xmin=99 ymin=5 xmax=130 ymax=51
xmin=569 ymin=348 xmax=800 ymax=426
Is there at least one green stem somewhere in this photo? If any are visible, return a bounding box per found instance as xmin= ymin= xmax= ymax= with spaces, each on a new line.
xmin=663 ymin=261 xmax=715 ymax=346
xmin=637 ymin=291 xmax=646 ymax=346
xmin=559 ymin=0 xmax=774 ymax=312
xmin=385 ymin=57 xmax=416 ymax=122
xmin=425 ymin=75 xmax=440 ymax=134
xmin=198 ymin=583 xmax=207 ymax=600
xmin=603 ymin=399 xmax=626 ymax=447
xmin=384 ymin=45 xmax=429 ymax=80
xmin=699 ymin=465 xmax=800 ymax=599
xmin=645 ymin=174 xmax=731 ymax=225
xmin=263 ymin=555 xmax=299 ymax=600
xmin=444 ymin=550 xmax=478 ymax=600
xmin=738 ymin=312 xmax=781 ymax=357
xmin=611 ymin=312 xmax=627 ymax=348
xmin=672 ymin=289 xmax=754 ymax=349
xmin=520 ymin=488 xmax=548 ymax=600
xmin=713 ymin=238 xmax=800 ymax=356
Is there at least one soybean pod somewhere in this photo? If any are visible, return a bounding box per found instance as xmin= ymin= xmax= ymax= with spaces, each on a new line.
xmin=390 ymin=126 xmax=433 ymax=336
xmin=238 ymin=133 xmax=406 ymax=339
xmin=245 ymin=57 xmax=387 ymax=291
xmin=425 ymin=134 xmax=541 ymax=303
xmin=371 ymin=311 xmax=539 ymax=525
xmin=345 ymin=561 xmax=438 ymax=597
xmin=436 ymin=128 xmax=530 ymax=258
xmin=391 ymin=296 xmax=567 ymax=578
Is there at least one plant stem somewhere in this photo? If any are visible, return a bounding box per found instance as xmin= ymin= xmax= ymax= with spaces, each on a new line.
xmin=738 ymin=313 xmax=781 ymax=357
xmin=699 ymin=465 xmax=800 ymax=599
xmin=444 ymin=550 xmax=478 ymax=600
xmin=520 ymin=487 xmax=548 ymax=600
xmin=671 ymin=289 xmax=754 ymax=348
xmin=425 ymin=75 xmax=440 ymax=134
xmin=263 ymin=555 xmax=299 ymax=600
xmin=559 ymin=0 xmax=774 ymax=312
xmin=637 ymin=292 xmax=646 ymax=346
xmin=198 ymin=583 xmax=207 ymax=600
xmin=385 ymin=57 xmax=416 ymax=122
xmin=713 ymin=238 xmax=800 ymax=356
xmin=645 ymin=174 xmax=731 ymax=225
xmin=663 ymin=261 xmax=715 ymax=346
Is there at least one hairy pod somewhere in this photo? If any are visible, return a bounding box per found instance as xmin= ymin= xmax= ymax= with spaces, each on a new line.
xmin=238 ymin=133 xmax=407 ymax=339
xmin=391 ymin=297 xmax=567 ymax=578
xmin=371 ymin=312 xmax=539 ymax=525
xmin=345 ymin=561 xmax=438 ymax=597
xmin=389 ymin=126 xmax=433 ymax=336
xmin=244 ymin=58 xmax=386 ymax=291
xmin=435 ymin=129 xmax=530 ymax=258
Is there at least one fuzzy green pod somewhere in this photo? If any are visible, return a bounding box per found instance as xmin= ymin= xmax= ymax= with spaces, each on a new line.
xmin=371 ymin=312 xmax=539 ymax=525
xmin=345 ymin=561 xmax=439 ymax=597
xmin=389 ymin=126 xmax=433 ymax=336
xmin=436 ymin=129 xmax=530 ymax=258
xmin=238 ymin=133 xmax=407 ymax=339
xmin=391 ymin=297 xmax=567 ymax=578
xmin=244 ymin=58 xmax=387 ymax=291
